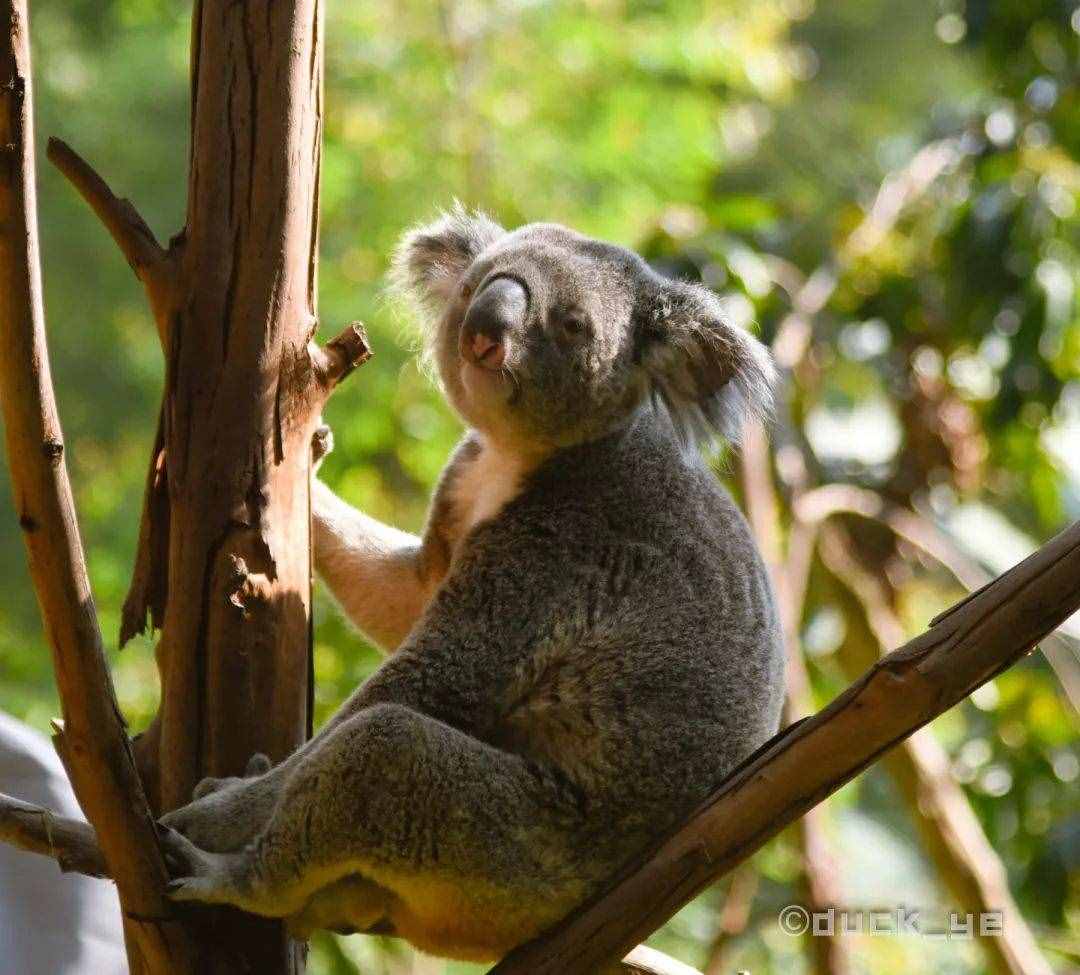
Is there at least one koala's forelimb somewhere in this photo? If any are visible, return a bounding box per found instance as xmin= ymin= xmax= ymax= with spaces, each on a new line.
xmin=312 ymin=480 xmax=436 ymax=652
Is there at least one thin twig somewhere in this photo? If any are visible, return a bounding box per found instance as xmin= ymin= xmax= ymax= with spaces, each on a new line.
xmin=45 ymin=137 xmax=165 ymax=273
xmin=771 ymin=139 xmax=960 ymax=369
xmin=702 ymin=865 xmax=759 ymax=975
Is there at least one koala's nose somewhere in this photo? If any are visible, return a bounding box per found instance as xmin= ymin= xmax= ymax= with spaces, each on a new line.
xmin=461 ymin=277 xmax=527 ymax=371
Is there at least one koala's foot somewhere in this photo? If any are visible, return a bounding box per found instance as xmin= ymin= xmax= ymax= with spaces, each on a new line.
xmin=192 ymin=752 xmax=271 ymax=800
xmin=161 ymin=827 xmax=252 ymax=910
xmin=159 ymin=754 xmax=282 ymax=853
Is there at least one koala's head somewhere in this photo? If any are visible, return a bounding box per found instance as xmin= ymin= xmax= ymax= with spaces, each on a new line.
xmin=393 ymin=207 xmax=775 ymax=451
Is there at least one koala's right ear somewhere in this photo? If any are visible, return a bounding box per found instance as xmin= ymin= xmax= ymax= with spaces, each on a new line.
xmin=392 ymin=206 xmax=506 ymax=312
xmin=640 ymin=280 xmax=776 ymax=447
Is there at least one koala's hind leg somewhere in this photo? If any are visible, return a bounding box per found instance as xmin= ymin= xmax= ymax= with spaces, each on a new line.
xmin=160 ymin=752 xmax=286 ymax=854
xmin=166 ymin=702 xmax=594 ymax=958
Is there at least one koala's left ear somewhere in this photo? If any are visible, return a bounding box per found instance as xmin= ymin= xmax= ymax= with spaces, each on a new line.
xmin=392 ymin=204 xmax=506 ymax=312
xmin=641 ymin=281 xmax=776 ymax=446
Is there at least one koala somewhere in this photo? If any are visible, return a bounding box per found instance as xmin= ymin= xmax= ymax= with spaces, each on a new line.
xmin=160 ymin=210 xmax=785 ymax=962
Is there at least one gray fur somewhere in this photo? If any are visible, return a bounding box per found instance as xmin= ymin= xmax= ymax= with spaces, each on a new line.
xmin=160 ymin=214 xmax=785 ymax=961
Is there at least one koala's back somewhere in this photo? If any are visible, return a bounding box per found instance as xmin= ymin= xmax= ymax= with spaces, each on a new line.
xmin=459 ymin=410 xmax=784 ymax=856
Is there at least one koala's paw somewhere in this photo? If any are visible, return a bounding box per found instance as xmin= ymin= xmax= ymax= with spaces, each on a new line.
xmin=312 ymin=423 xmax=334 ymax=470
xmin=160 ymin=827 xmax=248 ymax=908
xmin=160 ymin=788 xmax=261 ymax=854
xmin=159 ymin=829 xmax=254 ymax=911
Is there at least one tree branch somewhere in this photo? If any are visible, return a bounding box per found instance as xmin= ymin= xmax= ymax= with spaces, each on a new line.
xmin=0 ymin=789 xmax=705 ymax=975
xmin=702 ymin=866 xmax=759 ymax=975
xmin=0 ymin=6 xmax=196 ymax=970
xmin=819 ymin=523 xmax=1055 ymax=975
xmin=45 ymin=137 xmax=173 ymax=343
xmin=45 ymin=136 xmax=164 ymax=273
xmin=0 ymin=792 xmax=109 ymax=879
xmin=793 ymin=483 xmax=1080 ymax=710
xmin=739 ymin=424 xmax=848 ymax=975
xmin=490 ymin=518 xmax=1080 ymax=974
xmin=310 ymin=320 xmax=373 ymax=395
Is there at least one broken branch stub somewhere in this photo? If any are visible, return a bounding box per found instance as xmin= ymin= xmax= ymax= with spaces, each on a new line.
xmin=311 ymin=320 xmax=373 ymax=394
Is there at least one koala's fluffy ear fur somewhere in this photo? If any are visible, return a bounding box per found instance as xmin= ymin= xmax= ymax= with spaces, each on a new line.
xmin=392 ymin=205 xmax=506 ymax=312
xmin=642 ymin=281 xmax=776 ymax=447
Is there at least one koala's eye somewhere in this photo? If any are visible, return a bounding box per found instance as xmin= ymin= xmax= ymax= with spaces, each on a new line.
xmin=459 ymin=281 xmax=474 ymax=302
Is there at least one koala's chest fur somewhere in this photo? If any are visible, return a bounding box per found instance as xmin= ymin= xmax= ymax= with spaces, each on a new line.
xmin=450 ymin=445 xmax=527 ymax=539
xmin=423 ymin=436 xmax=537 ymax=576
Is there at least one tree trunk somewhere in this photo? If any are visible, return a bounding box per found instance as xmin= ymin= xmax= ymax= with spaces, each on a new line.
xmin=134 ymin=1 xmax=327 ymax=969
xmin=148 ymin=1 xmax=322 ymax=968
xmin=42 ymin=0 xmax=371 ymax=970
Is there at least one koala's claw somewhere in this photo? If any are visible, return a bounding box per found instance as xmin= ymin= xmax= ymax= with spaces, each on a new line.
xmin=166 ymin=874 xmax=233 ymax=905
xmin=160 ymin=828 xmax=245 ymax=907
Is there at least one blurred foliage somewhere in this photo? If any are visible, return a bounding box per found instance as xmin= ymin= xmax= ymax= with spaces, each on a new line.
xmin=0 ymin=0 xmax=1077 ymax=973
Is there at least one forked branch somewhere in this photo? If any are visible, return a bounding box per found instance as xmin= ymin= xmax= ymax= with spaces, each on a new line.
xmin=491 ymin=518 xmax=1080 ymax=974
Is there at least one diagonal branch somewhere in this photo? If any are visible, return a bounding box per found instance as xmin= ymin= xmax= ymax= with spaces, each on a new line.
xmin=45 ymin=137 xmax=174 ymax=343
xmin=0 ymin=5 xmax=197 ymax=971
xmin=490 ymin=518 xmax=1080 ymax=974
xmin=45 ymin=137 xmax=165 ymax=273
xmin=818 ymin=523 xmax=1055 ymax=975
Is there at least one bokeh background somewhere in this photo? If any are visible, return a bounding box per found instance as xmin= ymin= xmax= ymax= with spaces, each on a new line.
xmin=1 ymin=0 xmax=1077 ymax=972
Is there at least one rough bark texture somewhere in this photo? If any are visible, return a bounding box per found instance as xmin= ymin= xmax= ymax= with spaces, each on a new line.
xmin=489 ymin=517 xmax=1080 ymax=975
xmin=129 ymin=1 xmax=328 ymax=969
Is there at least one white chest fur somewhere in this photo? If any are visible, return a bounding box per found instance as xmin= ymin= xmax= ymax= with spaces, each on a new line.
xmin=450 ymin=442 xmax=530 ymax=539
